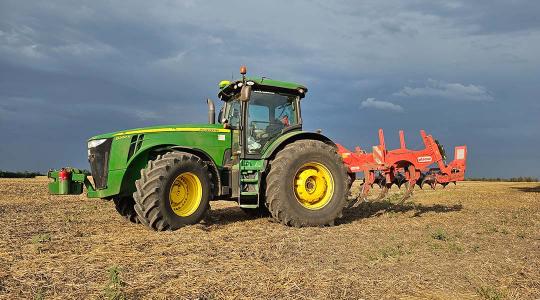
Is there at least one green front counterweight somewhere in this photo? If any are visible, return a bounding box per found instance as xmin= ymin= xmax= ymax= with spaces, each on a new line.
xmin=59 ymin=177 xmax=69 ymax=194
xmin=48 ymin=168 xmax=94 ymax=195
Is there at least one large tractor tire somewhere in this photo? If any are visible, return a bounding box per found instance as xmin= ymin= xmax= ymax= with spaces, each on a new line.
xmin=265 ymin=139 xmax=348 ymax=227
xmin=112 ymin=196 xmax=140 ymax=223
xmin=133 ymin=152 xmax=212 ymax=231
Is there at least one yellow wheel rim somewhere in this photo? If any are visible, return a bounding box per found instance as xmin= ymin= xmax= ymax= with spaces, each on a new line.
xmin=169 ymin=172 xmax=202 ymax=217
xmin=294 ymin=162 xmax=334 ymax=210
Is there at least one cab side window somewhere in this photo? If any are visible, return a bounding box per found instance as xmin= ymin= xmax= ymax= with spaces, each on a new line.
xmin=274 ymin=102 xmax=296 ymax=126
xmin=227 ymin=100 xmax=241 ymax=128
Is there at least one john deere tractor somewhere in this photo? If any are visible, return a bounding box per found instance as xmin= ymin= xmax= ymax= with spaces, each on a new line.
xmin=48 ymin=66 xmax=350 ymax=230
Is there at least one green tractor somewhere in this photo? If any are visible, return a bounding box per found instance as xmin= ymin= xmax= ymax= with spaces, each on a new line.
xmin=48 ymin=66 xmax=351 ymax=230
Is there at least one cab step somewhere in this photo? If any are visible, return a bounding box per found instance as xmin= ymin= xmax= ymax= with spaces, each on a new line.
xmin=240 ymin=177 xmax=259 ymax=183
xmin=239 ymin=204 xmax=259 ymax=209
xmin=240 ymin=191 xmax=258 ymax=196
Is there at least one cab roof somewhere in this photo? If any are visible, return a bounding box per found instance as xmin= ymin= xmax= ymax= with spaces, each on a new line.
xmin=218 ymin=77 xmax=308 ymax=101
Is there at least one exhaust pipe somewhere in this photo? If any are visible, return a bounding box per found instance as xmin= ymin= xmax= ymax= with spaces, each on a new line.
xmin=207 ymin=98 xmax=215 ymax=124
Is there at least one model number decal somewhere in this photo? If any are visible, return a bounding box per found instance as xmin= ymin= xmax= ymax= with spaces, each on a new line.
xmin=114 ymin=135 xmax=130 ymax=140
xmin=417 ymin=156 xmax=432 ymax=163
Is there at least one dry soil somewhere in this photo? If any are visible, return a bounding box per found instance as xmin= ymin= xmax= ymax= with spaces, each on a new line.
xmin=0 ymin=179 xmax=539 ymax=299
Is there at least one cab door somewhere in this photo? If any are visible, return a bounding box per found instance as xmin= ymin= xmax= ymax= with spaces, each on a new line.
xmin=222 ymin=100 xmax=242 ymax=198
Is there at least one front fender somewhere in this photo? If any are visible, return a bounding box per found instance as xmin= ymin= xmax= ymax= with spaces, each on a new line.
xmin=119 ymin=144 xmax=223 ymax=197
xmin=118 ymin=144 xmax=179 ymax=197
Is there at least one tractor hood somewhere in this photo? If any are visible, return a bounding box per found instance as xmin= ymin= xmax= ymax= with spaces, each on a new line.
xmin=88 ymin=123 xmax=228 ymax=141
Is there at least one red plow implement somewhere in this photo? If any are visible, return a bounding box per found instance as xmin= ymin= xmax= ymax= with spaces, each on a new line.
xmin=337 ymin=129 xmax=467 ymax=206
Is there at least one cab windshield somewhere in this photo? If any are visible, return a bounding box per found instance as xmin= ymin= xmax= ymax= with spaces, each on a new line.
xmin=247 ymin=91 xmax=298 ymax=153
xmin=225 ymin=91 xmax=299 ymax=154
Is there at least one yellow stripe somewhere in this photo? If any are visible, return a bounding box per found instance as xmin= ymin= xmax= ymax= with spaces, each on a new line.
xmin=113 ymin=127 xmax=230 ymax=136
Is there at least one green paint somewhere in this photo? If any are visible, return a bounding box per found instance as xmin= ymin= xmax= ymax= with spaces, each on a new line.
xmin=47 ymin=74 xmax=332 ymax=205
xmin=48 ymin=168 xmax=93 ymax=195
xmin=89 ymin=124 xmax=232 ymax=198
xmin=261 ymin=131 xmax=333 ymax=159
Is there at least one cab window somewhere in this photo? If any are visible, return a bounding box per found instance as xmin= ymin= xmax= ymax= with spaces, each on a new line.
xmin=226 ymin=100 xmax=241 ymax=128
xmin=247 ymin=91 xmax=298 ymax=153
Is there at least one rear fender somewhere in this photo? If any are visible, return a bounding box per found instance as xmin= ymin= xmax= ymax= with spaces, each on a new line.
xmin=261 ymin=131 xmax=336 ymax=161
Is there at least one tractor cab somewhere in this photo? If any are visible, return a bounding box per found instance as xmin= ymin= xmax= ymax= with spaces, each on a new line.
xmin=217 ymin=66 xmax=307 ymax=158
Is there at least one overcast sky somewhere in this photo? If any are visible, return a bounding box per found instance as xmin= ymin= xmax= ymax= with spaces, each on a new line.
xmin=1 ymin=1 xmax=539 ymax=177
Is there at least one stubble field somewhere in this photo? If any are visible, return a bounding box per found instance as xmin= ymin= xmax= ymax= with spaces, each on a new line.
xmin=0 ymin=178 xmax=539 ymax=299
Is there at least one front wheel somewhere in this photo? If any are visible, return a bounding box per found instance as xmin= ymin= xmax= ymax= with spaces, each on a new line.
xmin=265 ymin=140 xmax=348 ymax=227
xmin=133 ymin=152 xmax=212 ymax=231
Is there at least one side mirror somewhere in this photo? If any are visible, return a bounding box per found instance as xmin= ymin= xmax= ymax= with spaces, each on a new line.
xmin=238 ymin=85 xmax=252 ymax=102
xmin=217 ymin=108 xmax=224 ymax=124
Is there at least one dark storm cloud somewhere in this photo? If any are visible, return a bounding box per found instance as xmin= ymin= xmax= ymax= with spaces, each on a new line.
xmin=0 ymin=0 xmax=539 ymax=177
xmin=406 ymin=1 xmax=540 ymax=34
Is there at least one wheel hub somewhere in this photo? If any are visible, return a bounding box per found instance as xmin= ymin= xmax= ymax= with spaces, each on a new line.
xmin=169 ymin=172 xmax=202 ymax=217
xmin=294 ymin=162 xmax=334 ymax=210
xmin=305 ymin=178 xmax=316 ymax=192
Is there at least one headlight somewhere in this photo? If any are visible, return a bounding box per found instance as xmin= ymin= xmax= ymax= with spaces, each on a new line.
xmin=88 ymin=139 xmax=107 ymax=149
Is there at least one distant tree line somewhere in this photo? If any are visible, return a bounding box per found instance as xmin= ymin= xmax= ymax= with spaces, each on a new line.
xmin=466 ymin=177 xmax=538 ymax=182
xmin=0 ymin=169 xmax=537 ymax=182
xmin=0 ymin=169 xmax=91 ymax=178
xmin=0 ymin=170 xmax=45 ymax=178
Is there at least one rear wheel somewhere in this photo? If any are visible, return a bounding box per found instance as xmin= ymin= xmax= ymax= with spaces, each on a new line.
xmin=133 ymin=152 xmax=212 ymax=231
xmin=112 ymin=196 xmax=140 ymax=223
xmin=266 ymin=140 xmax=348 ymax=227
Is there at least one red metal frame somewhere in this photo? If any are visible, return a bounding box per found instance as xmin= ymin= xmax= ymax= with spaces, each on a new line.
xmin=337 ymin=129 xmax=467 ymax=191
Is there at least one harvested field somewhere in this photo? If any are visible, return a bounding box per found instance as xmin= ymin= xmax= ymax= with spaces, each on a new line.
xmin=0 ymin=178 xmax=539 ymax=299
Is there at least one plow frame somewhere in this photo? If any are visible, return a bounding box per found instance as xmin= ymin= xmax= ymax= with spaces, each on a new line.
xmin=337 ymin=129 xmax=467 ymax=204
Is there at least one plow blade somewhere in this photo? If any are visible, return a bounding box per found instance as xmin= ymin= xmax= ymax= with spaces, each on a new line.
xmin=418 ymin=173 xmax=437 ymax=189
xmin=392 ymin=172 xmax=407 ymax=189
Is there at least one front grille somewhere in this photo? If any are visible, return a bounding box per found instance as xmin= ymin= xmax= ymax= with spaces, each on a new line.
xmin=88 ymin=139 xmax=112 ymax=189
